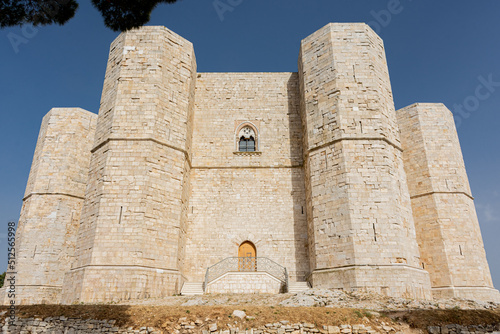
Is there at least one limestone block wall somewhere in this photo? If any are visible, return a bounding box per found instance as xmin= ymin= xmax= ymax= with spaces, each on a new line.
xmin=185 ymin=73 xmax=309 ymax=282
xmin=11 ymin=108 xmax=97 ymax=304
xmin=11 ymin=23 xmax=499 ymax=305
xmin=397 ymin=103 xmax=500 ymax=302
xmin=206 ymin=272 xmax=284 ymax=294
xmin=298 ymin=23 xmax=431 ymax=299
xmin=61 ymin=26 xmax=197 ymax=303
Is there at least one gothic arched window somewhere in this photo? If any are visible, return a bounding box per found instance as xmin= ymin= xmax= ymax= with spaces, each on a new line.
xmin=238 ymin=126 xmax=256 ymax=152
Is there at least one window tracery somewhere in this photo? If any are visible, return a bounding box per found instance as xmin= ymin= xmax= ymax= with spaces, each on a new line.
xmin=234 ymin=122 xmax=260 ymax=155
xmin=238 ymin=126 xmax=256 ymax=152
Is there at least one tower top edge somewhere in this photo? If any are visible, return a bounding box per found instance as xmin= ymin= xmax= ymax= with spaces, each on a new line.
xmin=397 ymin=102 xmax=448 ymax=111
xmin=46 ymin=107 xmax=97 ymax=117
xmin=115 ymin=25 xmax=194 ymax=47
xmin=300 ymin=22 xmax=379 ymax=45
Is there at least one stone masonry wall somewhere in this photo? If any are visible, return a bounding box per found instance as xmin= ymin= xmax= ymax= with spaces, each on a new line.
xmin=185 ymin=73 xmax=309 ymax=282
xmin=298 ymin=23 xmax=431 ymax=299
xmin=397 ymin=103 xmax=500 ymax=303
xmin=2 ymin=317 xmax=500 ymax=334
xmin=61 ymin=26 xmax=197 ymax=303
xmin=9 ymin=108 xmax=97 ymax=304
xmin=206 ymin=272 xmax=284 ymax=294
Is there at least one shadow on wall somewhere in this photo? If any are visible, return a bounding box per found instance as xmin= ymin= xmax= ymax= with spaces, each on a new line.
xmin=287 ymin=73 xmax=310 ymax=282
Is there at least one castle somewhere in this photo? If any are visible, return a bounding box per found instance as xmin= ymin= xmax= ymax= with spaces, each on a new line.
xmin=5 ymin=23 xmax=500 ymax=304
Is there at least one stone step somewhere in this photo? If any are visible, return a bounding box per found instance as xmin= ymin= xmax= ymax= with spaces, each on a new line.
xmin=287 ymin=281 xmax=310 ymax=293
xmin=181 ymin=291 xmax=204 ymax=294
xmin=181 ymin=282 xmax=204 ymax=295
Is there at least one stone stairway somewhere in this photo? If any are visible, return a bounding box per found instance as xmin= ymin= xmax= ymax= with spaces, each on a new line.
xmin=180 ymin=282 xmax=204 ymax=295
xmin=287 ymin=281 xmax=310 ymax=293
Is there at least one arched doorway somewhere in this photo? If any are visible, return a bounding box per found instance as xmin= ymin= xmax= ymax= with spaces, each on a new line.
xmin=238 ymin=241 xmax=256 ymax=271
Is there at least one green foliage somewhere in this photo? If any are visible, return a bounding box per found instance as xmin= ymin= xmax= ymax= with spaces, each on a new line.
xmin=0 ymin=272 xmax=5 ymax=288
xmin=363 ymin=310 xmax=373 ymax=319
xmin=0 ymin=0 xmax=79 ymax=28
xmin=0 ymin=0 xmax=179 ymax=31
xmin=353 ymin=309 xmax=374 ymax=319
xmin=91 ymin=0 xmax=178 ymax=32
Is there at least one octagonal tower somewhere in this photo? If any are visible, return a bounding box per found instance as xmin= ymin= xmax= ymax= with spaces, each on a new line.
xmin=61 ymin=27 xmax=196 ymax=303
xmin=299 ymin=23 xmax=431 ymax=299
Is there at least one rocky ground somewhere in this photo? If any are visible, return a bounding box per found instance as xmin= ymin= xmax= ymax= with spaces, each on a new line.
xmin=1 ymin=290 xmax=499 ymax=333
xmin=278 ymin=289 xmax=498 ymax=311
xmin=120 ymin=288 xmax=499 ymax=312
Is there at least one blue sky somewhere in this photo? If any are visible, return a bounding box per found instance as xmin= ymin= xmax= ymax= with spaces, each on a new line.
xmin=1 ymin=0 xmax=499 ymax=290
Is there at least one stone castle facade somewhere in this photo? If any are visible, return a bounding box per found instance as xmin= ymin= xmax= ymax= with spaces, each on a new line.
xmin=6 ymin=23 xmax=499 ymax=304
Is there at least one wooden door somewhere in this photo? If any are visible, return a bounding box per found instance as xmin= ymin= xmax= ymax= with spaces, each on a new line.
xmin=238 ymin=241 xmax=256 ymax=271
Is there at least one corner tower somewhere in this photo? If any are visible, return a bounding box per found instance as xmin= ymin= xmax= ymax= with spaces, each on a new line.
xmin=299 ymin=23 xmax=431 ymax=298
xmin=10 ymin=108 xmax=97 ymax=304
xmin=62 ymin=26 xmax=196 ymax=303
xmin=397 ymin=103 xmax=500 ymax=302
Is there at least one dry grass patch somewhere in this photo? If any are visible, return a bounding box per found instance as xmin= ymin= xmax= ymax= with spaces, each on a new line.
xmin=1 ymin=305 xmax=385 ymax=330
xmin=1 ymin=305 xmax=499 ymax=332
xmin=386 ymin=309 xmax=500 ymax=328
